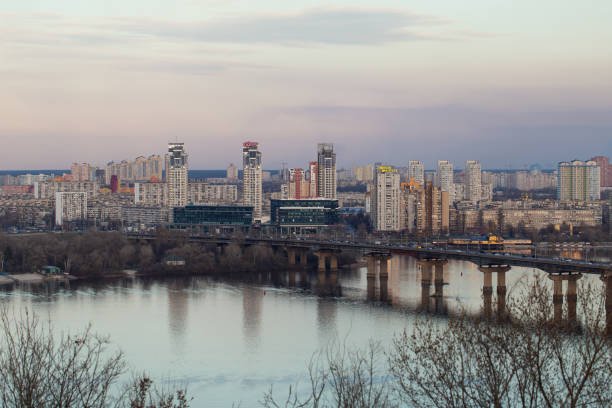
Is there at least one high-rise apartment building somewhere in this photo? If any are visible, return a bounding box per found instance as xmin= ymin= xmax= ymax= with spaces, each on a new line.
xmin=165 ymin=143 xmax=188 ymax=207
xmin=408 ymin=160 xmax=424 ymax=184
xmin=557 ymin=160 xmax=600 ymax=201
xmin=436 ymin=160 xmax=454 ymax=201
xmin=134 ymin=182 xmax=167 ymax=206
xmin=309 ymin=162 xmax=318 ymax=198
xmin=226 ymin=163 xmax=239 ymax=180
xmin=188 ymin=183 xmax=238 ymax=204
xmin=55 ymin=192 xmax=88 ymax=226
xmin=465 ymin=160 xmax=482 ymax=203
xmin=352 ymin=164 xmax=374 ymax=182
xmin=35 ymin=180 xmax=97 ymax=200
xmin=590 ymin=156 xmax=612 ymax=187
xmin=317 ymin=143 xmax=337 ymax=199
xmin=106 ymin=155 xmax=162 ymax=184
xmin=243 ymin=141 xmax=263 ymax=220
xmin=372 ymin=165 xmax=400 ymax=231
xmin=283 ymin=168 xmax=311 ymax=200
xmin=416 ymin=181 xmax=449 ymax=234
xmin=71 ymin=163 xmax=93 ymax=182
xmin=400 ymin=182 xmax=420 ymax=232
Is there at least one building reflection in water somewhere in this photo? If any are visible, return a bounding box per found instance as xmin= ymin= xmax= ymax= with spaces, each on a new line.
xmin=167 ymin=278 xmax=189 ymax=346
xmin=387 ymin=256 xmax=401 ymax=305
xmin=242 ymin=285 xmax=263 ymax=351
xmin=418 ymin=261 xmax=432 ymax=312
xmin=316 ymin=270 xmax=339 ymax=340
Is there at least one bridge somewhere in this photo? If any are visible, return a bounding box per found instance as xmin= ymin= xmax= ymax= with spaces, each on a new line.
xmin=127 ymin=232 xmax=612 ymax=335
xmin=127 ymin=233 xmax=611 ymax=275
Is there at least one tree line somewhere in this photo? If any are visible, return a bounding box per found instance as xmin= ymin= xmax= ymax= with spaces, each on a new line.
xmin=0 ymin=230 xmax=339 ymax=276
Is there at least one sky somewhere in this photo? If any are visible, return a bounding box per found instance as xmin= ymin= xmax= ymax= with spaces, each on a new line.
xmin=1 ymin=0 xmax=611 ymax=170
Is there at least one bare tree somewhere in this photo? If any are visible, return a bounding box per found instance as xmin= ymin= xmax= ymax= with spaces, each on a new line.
xmin=266 ymin=276 xmax=611 ymax=408
xmin=0 ymin=308 xmax=126 ymax=408
xmin=118 ymin=375 xmax=191 ymax=408
xmin=0 ymin=308 xmax=193 ymax=408
xmin=260 ymin=340 xmax=396 ymax=408
xmin=389 ymin=276 xmax=612 ymax=408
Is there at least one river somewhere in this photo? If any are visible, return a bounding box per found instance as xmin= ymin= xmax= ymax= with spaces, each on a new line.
xmin=0 ymin=256 xmax=606 ymax=406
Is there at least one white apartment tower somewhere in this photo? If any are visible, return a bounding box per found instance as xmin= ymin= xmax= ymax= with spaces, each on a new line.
xmin=465 ymin=160 xmax=482 ymax=203
xmin=372 ymin=165 xmax=401 ymax=231
xmin=55 ymin=192 xmax=88 ymax=226
xmin=436 ymin=160 xmax=454 ymax=201
xmin=408 ymin=160 xmax=425 ymax=184
xmin=242 ymin=141 xmax=263 ymax=220
xmin=317 ymin=143 xmax=337 ymax=199
xmin=165 ymin=142 xmax=188 ymax=208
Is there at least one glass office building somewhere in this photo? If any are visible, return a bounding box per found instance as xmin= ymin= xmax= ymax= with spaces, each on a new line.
xmin=173 ymin=205 xmax=253 ymax=225
xmin=270 ymin=199 xmax=339 ymax=227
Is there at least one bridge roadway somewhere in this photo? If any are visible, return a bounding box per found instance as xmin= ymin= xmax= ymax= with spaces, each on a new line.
xmin=126 ymin=233 xmax=611 ymax=276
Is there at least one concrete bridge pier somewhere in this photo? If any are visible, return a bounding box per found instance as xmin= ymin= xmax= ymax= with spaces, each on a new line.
xmin=497 ymin=268 xmax=507 ymax=318
xmin=287 ymin=248 xmax=297 ymax=266
xmin=287 ymin=247 xmax=309 ymax=267
xmin=300 ymin=249 xmax=308 ymax=266
xmin=379 ymin=256 xmax=391 ymax=302
xmin=479 ymin=265 xmax=511 ymax=319
xmin=419 ymin=261 xmax=433 ymax=312
xmin=566 ymin=274 xmax=582 ymax=326
xmin=366 ymin=255 xmax=377 ymax=300
xmin=316 ymin=252 xmax=328 ymax=272
xmin=481 ymin=268 xmax=493 ymax=319
xmin=330 ymin=253 xmax=339 ymax=271
xmin=548 ymin=273 xmax=583 ymax=326
xmin=550 ymin=275 xmax=564 ymax=323
xmin=433 ymin=260 xmax=447 ymax=298
xmin=316 ymin=250 xmax=339 ymax=272
xmin=289 ymin=270 xmax=296 ymax=286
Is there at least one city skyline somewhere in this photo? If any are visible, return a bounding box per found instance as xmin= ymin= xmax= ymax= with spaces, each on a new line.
xmin=1 ymin=1 xmax=611 ymax=169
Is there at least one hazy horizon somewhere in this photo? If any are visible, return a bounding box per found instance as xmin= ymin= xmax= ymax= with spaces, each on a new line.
xmin=2 ymin=1 xmax=611 ymax=169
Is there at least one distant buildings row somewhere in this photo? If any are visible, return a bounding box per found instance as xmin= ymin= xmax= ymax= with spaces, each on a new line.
xmin=369 ymin=159 xmax=609 ymax=233
xmin=104 ymin=155 xmax=163 ymax=184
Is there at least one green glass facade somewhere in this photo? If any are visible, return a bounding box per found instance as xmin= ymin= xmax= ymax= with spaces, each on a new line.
xmin=173 ymin=205 xmax=253 ymax=225
xmin=270 ymin=199 xmax=339 ymax=226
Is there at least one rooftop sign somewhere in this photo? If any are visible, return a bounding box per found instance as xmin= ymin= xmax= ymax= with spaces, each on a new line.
xmin=379 ymin=166 xmax=397 ymax=173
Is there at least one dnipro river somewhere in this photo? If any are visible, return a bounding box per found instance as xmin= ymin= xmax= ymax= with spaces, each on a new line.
xmin=0 ymin=255 xmax=607 ymax=407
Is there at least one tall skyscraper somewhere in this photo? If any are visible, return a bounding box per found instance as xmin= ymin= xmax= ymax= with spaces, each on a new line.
xmin=415 ymin=182 xmax=449 ymax=234
xmin=242 ymin=141 xmax=262 ymax=220
xmin=465 ymin=160 xmax=482 ymax=203
xmin=557 ymin=160 xmax=600 ymax=201
xmin=317 ymin=143 xmax=337 ymax=199
xmin=309 ymin=161 xmax=318 ymax=198
xmin=436 ymin=160 xmax=454 ymax=201
xmin=165 ymin=142 xmax=188 ymax=207
xmin=372 ymin=165 xmax=400 ymax=231
xmin=590 ymin=156 xmax=612 ymax=187
xmin=408 ymin=160 xmax=425 ymax=184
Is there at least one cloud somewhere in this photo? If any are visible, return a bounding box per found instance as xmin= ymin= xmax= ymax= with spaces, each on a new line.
xmin=123 ymin=7 xmax=450 ymax=45
xmin=1 ymin=7 xmax=459 ymax=49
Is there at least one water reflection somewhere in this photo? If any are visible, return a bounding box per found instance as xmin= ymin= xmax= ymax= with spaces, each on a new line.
xmin=242 ymin=286 xmax=263 ymax=351
xmin=0 ymin=257 xmax=607 ymax=406
xmin=168 ymin=278 xmax=189 ymax=342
